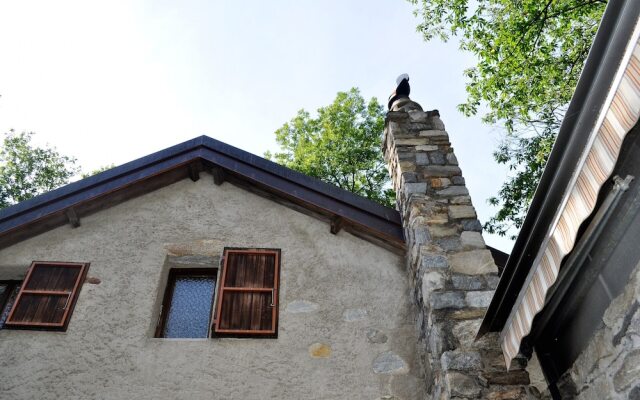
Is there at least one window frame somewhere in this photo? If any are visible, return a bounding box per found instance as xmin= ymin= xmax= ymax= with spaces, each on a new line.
xmin=212 ymin=248 xmax=281 ymax=338
xmin=4 ymin=261 xmax=89 ymax=331
xmin=155 ymin=267 xmax=218 ymax=339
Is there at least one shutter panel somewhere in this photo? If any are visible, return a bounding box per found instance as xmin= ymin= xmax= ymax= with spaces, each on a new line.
xmin=214 ymin=249 xmax=279 ymax=336
xmin=5 ymin=261 xmax=89 ymax=331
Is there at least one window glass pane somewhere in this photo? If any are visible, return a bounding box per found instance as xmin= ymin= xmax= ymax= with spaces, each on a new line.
xmin=163 ymin=276 xmax=215 ymax=338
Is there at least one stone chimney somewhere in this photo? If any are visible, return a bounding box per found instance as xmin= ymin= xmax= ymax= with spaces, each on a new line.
xmin=383 ymin=77 xmax=539 ymax=399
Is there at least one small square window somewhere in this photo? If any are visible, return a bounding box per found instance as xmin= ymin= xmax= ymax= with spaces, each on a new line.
xmin=154 ymin=248 xmax=280 ymax=339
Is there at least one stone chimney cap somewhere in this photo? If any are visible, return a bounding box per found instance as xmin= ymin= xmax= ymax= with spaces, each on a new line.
xmin=396 ymin=73 xmax=410 ymax=86
xmin=388 ymin=74 xmax=422 ymax=111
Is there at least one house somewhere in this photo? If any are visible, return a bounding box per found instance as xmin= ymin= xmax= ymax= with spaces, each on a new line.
xmin=2 ymin=1 xmax=639 ymax=399
xmin=0 ymin=136 xmax=431 ymax=399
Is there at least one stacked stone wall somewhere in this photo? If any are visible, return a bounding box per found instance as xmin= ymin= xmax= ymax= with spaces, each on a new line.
xmin=383 ymin=100 xmax=540 ymax=399
xmin=556 ymin=262 xmax=640 ymax=399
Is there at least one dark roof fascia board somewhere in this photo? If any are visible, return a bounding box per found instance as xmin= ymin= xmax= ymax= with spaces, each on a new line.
xmin=479 ymin=0 xmax=640 ymax=336
xmin=0 ymin=135 xmax=404 ymax=248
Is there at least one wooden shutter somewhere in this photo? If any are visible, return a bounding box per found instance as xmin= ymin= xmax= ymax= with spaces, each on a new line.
xmin=213 ymin=249 xmax=279 ymax=336
xmin=5 ymin=261 xmax=89 ymax=331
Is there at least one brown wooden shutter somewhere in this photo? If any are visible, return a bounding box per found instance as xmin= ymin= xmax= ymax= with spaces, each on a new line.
xmin=213 ymin=249 xmax=279 ymax=336
xmin=5 ymin=261 xmax=89 ymax=331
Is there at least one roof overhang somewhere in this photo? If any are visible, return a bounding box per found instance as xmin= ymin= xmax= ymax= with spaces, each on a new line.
xmin=478 ymin=0 xmax=640 ymax=367
xmin=0 ymin=136 xmax=405 ymax=252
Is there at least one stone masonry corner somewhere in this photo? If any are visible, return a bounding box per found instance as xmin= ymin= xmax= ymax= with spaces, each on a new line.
xmin=383 ymin=96 xmax=541 ymax=399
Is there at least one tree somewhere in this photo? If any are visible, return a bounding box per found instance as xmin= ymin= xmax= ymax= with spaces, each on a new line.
xmin=0 ymin=130 xmax=79 ymax=209
xmin=267 ymin=88 xmax=395 ymax=207
xmin=409 ymin=0 xmax=607 ymax=237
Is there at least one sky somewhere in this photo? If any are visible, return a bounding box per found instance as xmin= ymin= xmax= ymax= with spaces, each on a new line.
xmin=0 ymin=0 xmax=515 ymax=252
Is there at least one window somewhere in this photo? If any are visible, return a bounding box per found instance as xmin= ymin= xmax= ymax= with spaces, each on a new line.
xmin=155 ymin=248 xmax=280 ymax=339
xmin=155 ymin=268 xmax=217 ymax=338
xmin=213 ymin=248 xmax=280 ymax=337
xmin=0 ymin=281 xmax=21 ymax=329
xmin=4 ymin=261 xmax=89 ymax=331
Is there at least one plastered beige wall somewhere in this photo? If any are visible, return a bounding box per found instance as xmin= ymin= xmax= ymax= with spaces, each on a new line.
xmin=0 ymin=173 xmax=423 ymax=400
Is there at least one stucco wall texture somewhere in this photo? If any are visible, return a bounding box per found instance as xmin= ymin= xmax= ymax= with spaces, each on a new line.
xmin=0 ymin=173 xmax=423 ymax=400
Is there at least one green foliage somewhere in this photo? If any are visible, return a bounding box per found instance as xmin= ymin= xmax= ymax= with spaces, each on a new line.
xmin=410 ymin=0 xmax=607 ymax=237
xmin=267 ymin=88 xmax=395 ymax=207
xmin=0 ymin=130 xmax=79 ymax=209
xmin=81 ymin=164 xmax=116 ymax=179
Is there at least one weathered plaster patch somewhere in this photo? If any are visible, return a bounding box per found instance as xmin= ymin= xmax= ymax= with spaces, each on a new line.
xmin=343 ymin=308 xmax=368 ymax=321
xmin=285 ymin=300 xmax=319 ymax=314
xmin=308 ymin=343 xmax=332 ymax=358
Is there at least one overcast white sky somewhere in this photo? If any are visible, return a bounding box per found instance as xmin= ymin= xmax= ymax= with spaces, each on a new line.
xmin=0 ymin=0 xmax=515 ymax=252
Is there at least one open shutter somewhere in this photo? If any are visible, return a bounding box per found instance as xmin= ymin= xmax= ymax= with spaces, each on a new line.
xmin=214 ymin=249 xmax=279 ymax=336
xmin=5 ymin=261 xmax=89 ymax=331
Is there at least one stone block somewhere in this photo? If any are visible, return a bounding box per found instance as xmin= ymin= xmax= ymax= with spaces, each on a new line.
xmin=408 ymin=111 xmax=429 ymax=122
xmin=397 ymin=151 xmax=415 ymax=160
xmin=416 ymin=145 xmax=439 ymax=151
xmin=451 ymin=308 xmax=486 ymax=320
xmin=420 ymin=253 xmax=449 ymax=270
xmin=450 ymin=250 xmax=498 ymax=275
xmin=438 ymin=186 xmax=470 ymax=197
xmin=372 ymin=352 xmax=408 ymax=374
xmin=428 ymin=212 xmax=449 ymax=225
xmin=416 ymin=152 xmax=429 ymax=165
xmin=404 ymin=183 xmax=427 ymax=197
xmin=614 ymin=349 xmax=640 ymax=391
xmin=398 ymin=161 xmax=416 ymax=172
xmin=462 ymin=219 xmax=483 ymax=232
xmin=436 ymin=236 xmax=462 ymax=252
xmin=395 ymin=138 xmax=430 ymax=146
xmin=486 ymin=275 xmax=500 ymax=290
xmin=452 ymin=176 xmax=465 ymax=185
xmin=419 ymin=130 xmax=449 ymax=138
xmin=430 ymin=292 xmax=466 ymax=310
xmin=461 ymin=231 xmax=486 ymax=249
xmin=429 ymin=151 xmax=446 ymax=165
xmin=430 ymin=178 xmax=451 ymax=189
xmin=386 ymin=111 xmax=409 ymax=120
xmin=422 ymin=270 xmax=446 ymax=297
xmin=486 ymin=387 xmax=528 ymax=400
xmin=449 ymin=205 xmax=476 ymax=219
xmin=401 ymin=172 xmax=417 ymax=184
xmin=466 ymin=291 xmax=493 ymax=308
xmin=451 ymin=195 xmax=471 ymax=205
xmin=446 ymin=372 xmax=482 ymax=398
xmin=423 ymin=166 xmax=462 ymax=177
xmin=452 ymin=275 xmax=484 ymax=291
xmin=446 ymin=153 xmax=459 ymax=165
xmin=428 ymin=224 xmax=458 ymax=238
xmin=366 ymin=329 xmax=388 ymax=344
xmin=482 ymin=370 xmax=530 ymax=385
xmin=452 ymin=319 xmax=482 ymax=344
xmin=441 ymin=351 xmax=482 ymax=371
